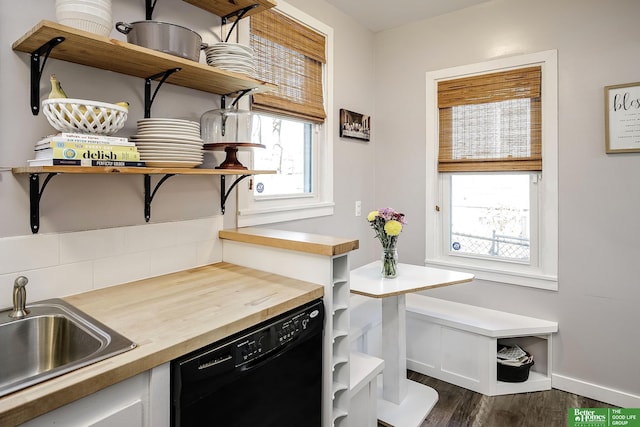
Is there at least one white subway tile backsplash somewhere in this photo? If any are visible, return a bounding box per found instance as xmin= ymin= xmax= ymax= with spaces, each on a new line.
xmin=121 ymin=222 xmax=180 ymax=254
xmin=149 ymin=244 xmax=199 ymax=277
xmin=29 ymin=262 xmax=94 ymax=301
xmin=0 ymin=262 xmax=94 ymax=309
xmin=0 ymin=234 xmax=59 ymax=274
xmin=59 ymin=227 xmax=127 ymax=264
xmin=93 ymin=251 xmax=151 ymax=289
xmin=0 ymin=217 xmax=223 ymax=304
xmin=172 ymin=217 xmax=220 ymax=244
xmin=196 ymin=238 xmax=222 ymax=266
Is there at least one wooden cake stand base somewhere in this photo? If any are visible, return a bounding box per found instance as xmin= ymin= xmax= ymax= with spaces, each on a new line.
xmin=204 ymin=143 xmax=266 ymax=169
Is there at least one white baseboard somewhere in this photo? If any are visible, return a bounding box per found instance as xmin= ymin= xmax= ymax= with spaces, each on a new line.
xmin=552 ymin=374 xmax=640 ymax=408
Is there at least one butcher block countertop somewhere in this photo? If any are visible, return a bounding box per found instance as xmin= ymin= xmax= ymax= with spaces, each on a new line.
xmin=0 ymin=262 xmax=324 ymax=426
xmin=219 ymin=227 xmax=360 ymax=256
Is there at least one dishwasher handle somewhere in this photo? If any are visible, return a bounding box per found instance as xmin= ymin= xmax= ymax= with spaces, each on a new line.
xmin=178 ymin=346 xmax=235 ymax=383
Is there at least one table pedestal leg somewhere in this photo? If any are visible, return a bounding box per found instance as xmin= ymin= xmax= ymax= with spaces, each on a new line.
xmin=381 ymin=294 xmax=407 ymax=404
xmin=377 ymin=294 xmax=439 ymax=427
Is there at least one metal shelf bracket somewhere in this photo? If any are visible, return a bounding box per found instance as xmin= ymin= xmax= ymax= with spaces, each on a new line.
xmin=29 ymin=173 xmax=58 ymax=233
xmin=20 ymin=170 xmax=266 ymax=232
xmin=145 ymin=0 xmax=158 ymax=20
xmin=220 ymin=88 xmax=253 ymax=110
xmin=30 ymin=37 xmax=65 ymax=115
xmin=144 ymin=174 xmax=176 ymax=222
xmin=221 ymin=4 xmax=259 ymax=42
xmin=219 ymin=88 xmax=254 ymax=136
xmin=220 ymin=174 xmax=250 ymax=214
xmin=144 ymin=68 xmax=181 ymax=118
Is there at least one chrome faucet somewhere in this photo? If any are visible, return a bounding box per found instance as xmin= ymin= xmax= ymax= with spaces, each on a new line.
xmin=9 ymin=276 xmax=29 ymax=319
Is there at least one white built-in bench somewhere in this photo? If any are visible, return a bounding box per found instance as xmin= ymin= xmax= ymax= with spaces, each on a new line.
xmin=350 ymin=293 xmax=558 ymax=396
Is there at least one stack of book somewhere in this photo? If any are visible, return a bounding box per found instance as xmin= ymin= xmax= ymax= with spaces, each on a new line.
xmin=28 ymin=133 xmax=146 ymax=167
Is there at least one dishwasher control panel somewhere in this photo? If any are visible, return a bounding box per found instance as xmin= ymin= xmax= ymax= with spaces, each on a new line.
xmin=276 ymin=309 xmax=313 ymax=343
xmin=234 ymin=302 xmax=323 ymax=366
xmin=236 ymin=331 xmax=268 ymax=363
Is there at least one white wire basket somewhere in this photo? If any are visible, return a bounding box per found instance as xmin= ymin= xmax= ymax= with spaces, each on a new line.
xmin=42 ymin=98 xmax=128 ymax=135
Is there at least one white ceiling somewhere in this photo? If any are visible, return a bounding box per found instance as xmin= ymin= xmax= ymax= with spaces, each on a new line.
xmin=325 ymin=0 xmax=491 ymax=32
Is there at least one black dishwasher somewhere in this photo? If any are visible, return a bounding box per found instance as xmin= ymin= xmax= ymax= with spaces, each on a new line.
xmin=171 ymin=298 xmax=324 ymax=427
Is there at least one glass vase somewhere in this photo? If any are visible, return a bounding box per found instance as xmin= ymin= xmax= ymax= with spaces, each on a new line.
xmin=381 ymin=246 xmax=398 ymax=278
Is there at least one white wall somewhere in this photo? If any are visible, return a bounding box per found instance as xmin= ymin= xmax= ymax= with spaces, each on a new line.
xmin=370 ymin=0 xmax=640 ymax=406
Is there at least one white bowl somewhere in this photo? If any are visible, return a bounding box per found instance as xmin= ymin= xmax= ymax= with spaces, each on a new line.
xmin=56 ymin=0 xmax=111 ymax=7
xmin=56 ymin=2 xmax=112 ymax=36
xmin=58 ymin=18 xmax=112 ymax=36
xmin=56 ymin=3 xmax=112 ymax=19
xmin=42 ymin=98 xmax=128 ymax=135
xmin=56 ymin=5 xmax=112 ymax=22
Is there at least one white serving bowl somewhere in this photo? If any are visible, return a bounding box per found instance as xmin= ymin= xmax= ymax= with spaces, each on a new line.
xmin=56 ymin=1 xmax=112 ymax=36
xmin=42 ymin=98 xmax=128 ymax=135
xmin=56 ymin=0 xmax=111 ymax=7
xmin=57 ymin=18 xmax=112 ymax=37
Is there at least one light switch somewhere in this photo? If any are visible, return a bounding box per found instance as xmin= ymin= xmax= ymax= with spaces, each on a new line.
xmin=355 ymin=201 xmax=361 ymax=216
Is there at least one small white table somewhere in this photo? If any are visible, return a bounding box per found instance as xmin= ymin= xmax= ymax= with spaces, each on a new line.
xmin=350 ymin=261 xmax=474 ymax=427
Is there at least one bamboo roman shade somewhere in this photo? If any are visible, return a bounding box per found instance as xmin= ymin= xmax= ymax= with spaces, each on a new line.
xmin=438 ymin=66 xmax=542 ymax=172
xmin=250 ymin=9 xmax=327 ymax=123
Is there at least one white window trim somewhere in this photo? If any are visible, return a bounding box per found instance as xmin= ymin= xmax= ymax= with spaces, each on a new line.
xmin=425 ymin=50 xmax=558 ymax=291
xmin=236 ymin=1 xmax=334 ymax=227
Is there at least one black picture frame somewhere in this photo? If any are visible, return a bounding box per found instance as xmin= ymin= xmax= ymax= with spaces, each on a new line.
xmin=340 ymin=109 xmax=370 ymax=141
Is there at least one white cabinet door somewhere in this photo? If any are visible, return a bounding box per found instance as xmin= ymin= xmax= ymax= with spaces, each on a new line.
xmin=88 ymin=400 xmax=144 ymax=427
xmin=21 ymin=372 xmax=150 ymax=427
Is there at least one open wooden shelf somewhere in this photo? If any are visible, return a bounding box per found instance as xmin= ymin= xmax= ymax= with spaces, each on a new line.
xmin=12 ymin=20 xmax=275 ymax=97
xmin=12 ymin=166 xmax=276 ymax=233
xmin=183 ymin=0 xmax=276 ymax=19
xmin=12 ymin=166 xmax=274 ymax=176
xmin=11 ymin=6 xmax=279 ymax=233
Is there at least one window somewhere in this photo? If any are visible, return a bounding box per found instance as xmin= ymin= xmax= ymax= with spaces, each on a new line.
xmin=448 ymin=173 xmax=532 ymax=262
xmin=251 ymin=115 xmax=312 ymax=196
xmin=425 ymin=51 xmax=558 ymax=290
xmin=236 ymin=2 xmax=334 ymax=226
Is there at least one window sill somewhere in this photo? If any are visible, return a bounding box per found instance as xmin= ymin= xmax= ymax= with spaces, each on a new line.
xmin=424 ymin=257 xmax=558 ymax=291
xmin=238 ymin=201 xmax=334 ymax=227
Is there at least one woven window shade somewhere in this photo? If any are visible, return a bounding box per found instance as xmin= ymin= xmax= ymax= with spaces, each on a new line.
xmin=438 ymin=66 xmax=542 ymax=172
xmin=250 ymin=10 xmax=326 ymax=123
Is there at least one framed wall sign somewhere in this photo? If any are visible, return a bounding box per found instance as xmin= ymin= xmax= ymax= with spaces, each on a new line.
xmin=339 ymin=109 xmax=370 ymax=141
xmin=604 ymin=82 xmax=640 ymax=153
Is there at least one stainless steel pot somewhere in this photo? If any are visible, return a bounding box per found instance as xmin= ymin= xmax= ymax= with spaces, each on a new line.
xmin=116 ymin=20 xmax=207 ymax=62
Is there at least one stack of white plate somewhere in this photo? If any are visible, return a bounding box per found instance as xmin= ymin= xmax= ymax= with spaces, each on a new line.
xmin=204 ymin=42 xmax=256 ymax=76
xmin=130 ymin=118 xmax=204 ymax=168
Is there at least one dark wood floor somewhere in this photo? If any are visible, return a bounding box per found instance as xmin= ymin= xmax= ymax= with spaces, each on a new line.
xmin=378 ymin=370 xmax=614 ymax=427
